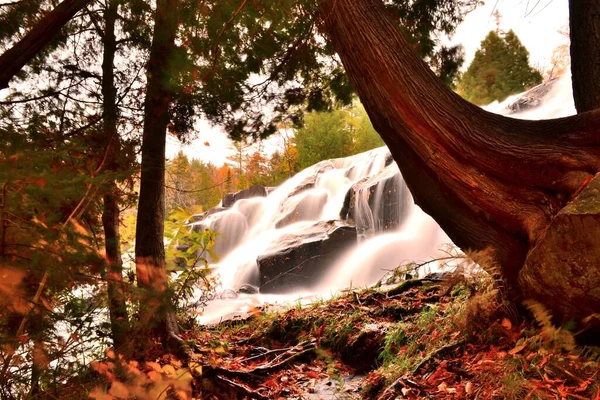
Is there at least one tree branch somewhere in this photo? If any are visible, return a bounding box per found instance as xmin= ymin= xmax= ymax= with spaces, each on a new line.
xmin=0 ymin=0 xmax=93 ymax=90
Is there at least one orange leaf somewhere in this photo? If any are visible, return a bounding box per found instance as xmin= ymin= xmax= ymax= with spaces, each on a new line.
xmin=88 ymin=387 xmax=114 ymax=400
xmin=147 ymin=370 xmax=161 ymax=381
xmin=162 ymin=364 xmax=176 ymax=375
xmin=508 ymin=344 xmax=526 ymax=355
xmin=108 ymin=381 xmax=129 ymax=398
xmin=146 ymin=361 xmax=163 ymax=372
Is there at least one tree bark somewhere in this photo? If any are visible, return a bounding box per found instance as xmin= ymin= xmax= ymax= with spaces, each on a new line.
xmin=319 ymin=0 xmax=600 ymax=293
xmin=569 ymin=0 xmax=600 ymax=113
xmin=0 ymin=0 xmax=92 ymax=90
xmin=99 ymin=0 xmax=130 ymax=351
xmin=135 ymin=0 xmax=180 ymax=340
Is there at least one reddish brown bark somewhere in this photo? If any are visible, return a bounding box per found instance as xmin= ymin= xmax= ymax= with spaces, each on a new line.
xmin=0 ymin=0 xmax=92 ymax=90
xmin=570 ymin=0 xmax=600 ymax=113
xmin=319 ymin=0 xmax=600 ymax=289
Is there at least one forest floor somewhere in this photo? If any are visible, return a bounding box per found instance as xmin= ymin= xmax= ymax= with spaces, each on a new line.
xmin=77 ymin=272 xmax=600 ymax=399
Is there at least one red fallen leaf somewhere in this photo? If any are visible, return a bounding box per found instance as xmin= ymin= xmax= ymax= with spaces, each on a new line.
xmin=316 ymin=324 xmax=325 ymax=339
xmin=33 ymin=178 xmax=46 ymax=187
xmin=18 ymin=335 xmax=30 ymax=343
xmin=204 ymin=141 xmax=210 ymax=146
xmin=306 ymin=371 xmax=319 ymax=379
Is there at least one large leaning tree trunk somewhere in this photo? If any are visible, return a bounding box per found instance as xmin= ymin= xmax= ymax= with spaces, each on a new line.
xmin=569 ymin=0 xmax=600 ymax=113
xmin=135 ymin=0 xmax=181 ymax=345
xmin=0 ymin=0 xmax=92 ymax=90
xmin=100 ymin=0 xmax=130 ymax=350
xmin=319 ymin=0 xmax=600 ymax=327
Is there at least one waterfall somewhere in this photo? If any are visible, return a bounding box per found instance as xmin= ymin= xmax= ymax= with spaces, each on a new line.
xmin=194 ymin=72 xmax=576 ymax=323
xmin=192 ymin=146 xmax=448 ymax=293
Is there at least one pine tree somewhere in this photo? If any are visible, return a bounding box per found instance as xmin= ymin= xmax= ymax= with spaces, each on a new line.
xmin=459 ymin=30 xmax=542 ymax=105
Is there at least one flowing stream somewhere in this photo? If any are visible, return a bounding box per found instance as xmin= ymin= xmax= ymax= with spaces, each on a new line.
xmin=194 ymin=72 xmax=576 ymax=324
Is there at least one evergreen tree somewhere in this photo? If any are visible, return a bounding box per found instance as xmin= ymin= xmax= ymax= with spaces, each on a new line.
xmin=295 ymin=110 xmax=355 ymax=169
xmin=458 ymin=30 xmax=543 ymax=105
xmin=294 ymin=102 xmax=384 ymax=169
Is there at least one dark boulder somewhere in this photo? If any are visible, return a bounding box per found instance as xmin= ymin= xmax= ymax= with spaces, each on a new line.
xmin=341 ymin=164 xmax=411 ymax=235
xmin=238 ymin=284 xmax=259 ymax=294
xmin=520 ymin=173 xmax=600 ymax=330
xmin=222 ymin=185 xmax=268 ymax=208
xmin=507 ymin=77 xmax=558 ymax=113
xmin=257 ymin=221 xmax=357 ymax=293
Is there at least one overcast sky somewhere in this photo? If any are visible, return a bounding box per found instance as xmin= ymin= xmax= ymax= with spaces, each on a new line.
xmin=171 ymin=0 xmax=571 ymax=166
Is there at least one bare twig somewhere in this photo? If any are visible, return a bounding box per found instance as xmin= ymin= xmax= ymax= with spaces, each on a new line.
xmin=215 ymin=375 xmax=269 ymax=400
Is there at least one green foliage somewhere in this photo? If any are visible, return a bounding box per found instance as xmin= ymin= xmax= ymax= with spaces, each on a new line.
xmin=295 ymin=110 xmax=354 ymax=169
xmin=165 ymin=152 xmax=224 ymax=214
xmin=0 ymin=125 xmax=124 ymax=395
xmin=458 ymin=30 xmax=543 ymax=105
xmin=379 ymin=325 xmax=407 ymax=366
xmin=295 ymin=102 xmax=384 ymax=169
xmin=193 ymin=0 xmax=478 ymax=140
xmin=348 ymin=103 xmax=385 ymax=154
xmin=165 ymin=208 xmax=218 ymax=313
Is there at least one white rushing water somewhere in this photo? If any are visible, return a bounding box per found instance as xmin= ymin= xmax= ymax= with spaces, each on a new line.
xmin=195 ymin=72 xmax=576 ymax=324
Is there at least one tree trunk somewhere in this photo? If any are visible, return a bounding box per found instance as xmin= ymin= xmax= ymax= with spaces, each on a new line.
xmin=135 ymin=0 xmax=180 ymax=341
xmin=569 ymin=0 xmax=600 ymax=113
xmin=99 ymin=0 xmax=130 ymax=351
xmin=103 ymin=188 xmax=130 ymax=347
xmin=0 ymin=0 xmax=92 ymax=90
xmin=319 ymin=0 xmax=600 ymax=322
xmin=98 ymin=0 xmax=128 ymax=350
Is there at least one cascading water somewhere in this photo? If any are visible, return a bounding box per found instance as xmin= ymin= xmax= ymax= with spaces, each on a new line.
xmin=194 ymin=72 xmax=576 ymax=324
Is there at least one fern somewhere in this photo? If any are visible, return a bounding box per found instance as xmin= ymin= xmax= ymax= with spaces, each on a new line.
xmin=523 ymin=299 xmax=576 ymax=352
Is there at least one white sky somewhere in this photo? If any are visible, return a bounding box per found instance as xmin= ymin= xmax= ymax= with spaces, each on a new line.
xmin=450 ymin=0 xmax=569 ymax=68
xmin=166 ymin=0 xmax=571 ymax=166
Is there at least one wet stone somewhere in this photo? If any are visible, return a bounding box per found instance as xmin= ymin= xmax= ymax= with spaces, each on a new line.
xmin=257 ymin=221 xmax=357 ymax=293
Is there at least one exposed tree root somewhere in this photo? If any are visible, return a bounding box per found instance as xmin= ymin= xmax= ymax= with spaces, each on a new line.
xmin=214 ymin=375 xmax=270 ymax=400
xmin=198 ymin=340 xmax=317 ymax=398
xmin=384 ymin=278 xmax=443 ymax=298
xmin=411 ymin=340 xmax=466 ymax=375
xmin=378 ymin=375 xmax=431 ymax=400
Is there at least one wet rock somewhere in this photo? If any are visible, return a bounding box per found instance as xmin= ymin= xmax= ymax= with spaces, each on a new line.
xmin=222 ymin=185 xmax=268 ymax=208
xmin=384 ymin=152 xmax=394 ymax=166
xmin=288 ymin=161 xmax=335 ymax=197
xmin=219 ymin=289 xmax=238 ymax=300
xmin=340 ymin=323 xmax=386 ymax=373
xmin=257 ymin=221 xmax=357 ymax=293
xmin=275 ymin=190 xmax=328 ymax=228
xmin=238 ymin=284 xmax=259 ymax=294
xmin=186 ymin=213 xmax=206 ymax=223
xmin=206 ymin=206 xmax=227 ymax=216
xmin=341 ymin=164 xmax=411 ymax=235
xmin=507 ymin=78 xmax=558 ymax=113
